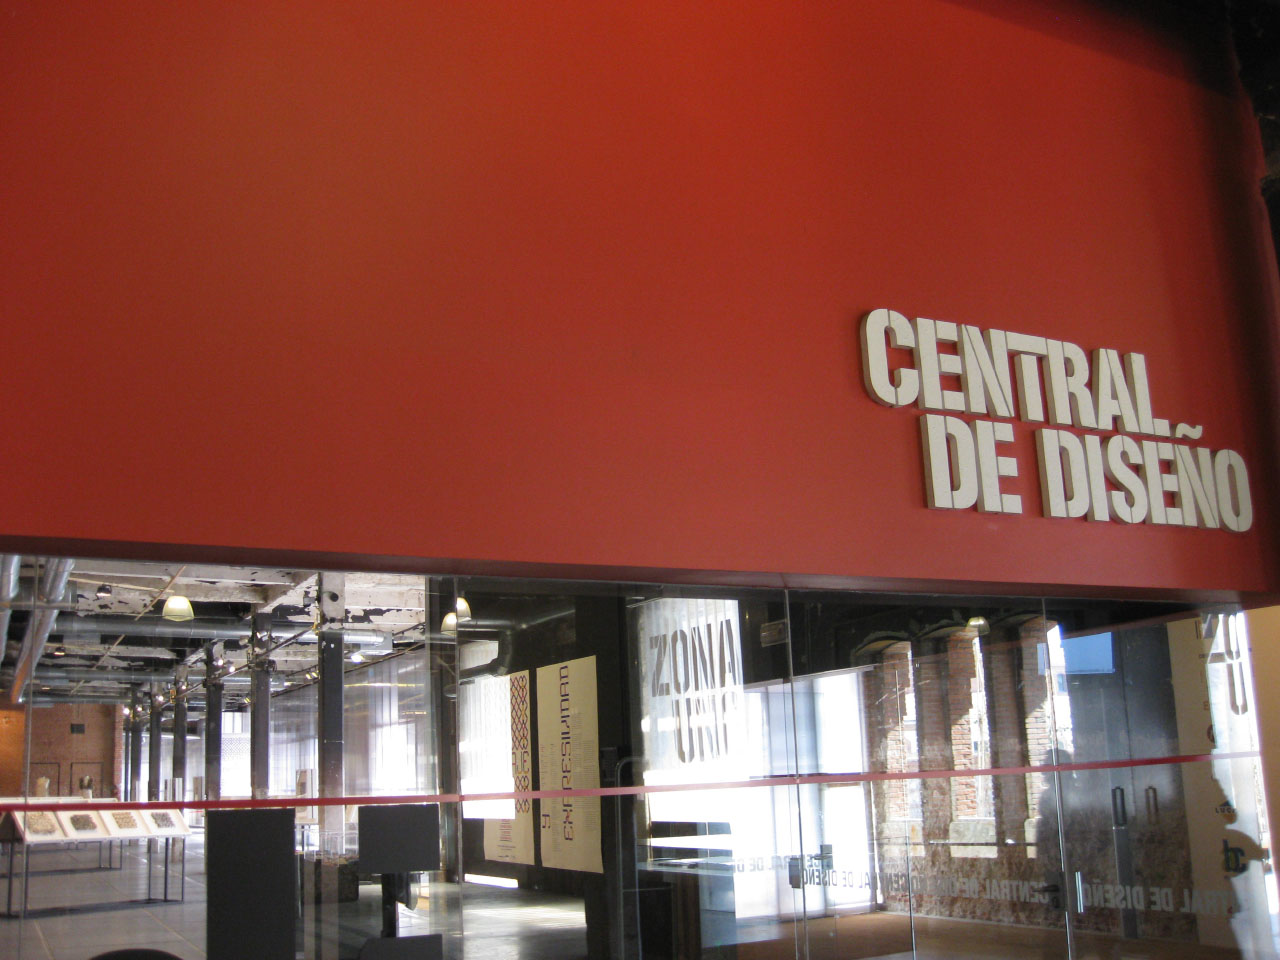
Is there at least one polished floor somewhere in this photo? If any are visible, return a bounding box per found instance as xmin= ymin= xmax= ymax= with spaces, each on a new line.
xmin=0 ymin=837 xmax=1270 ymax=960
xmin=0 ymin=835 xmax=590 ymax=960
xmin=0 ymin=838 xmax=206 ymax=960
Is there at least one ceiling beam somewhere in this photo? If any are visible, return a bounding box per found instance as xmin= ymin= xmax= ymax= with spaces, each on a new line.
xmin=69 ymin=561 xmax=303 ymax=585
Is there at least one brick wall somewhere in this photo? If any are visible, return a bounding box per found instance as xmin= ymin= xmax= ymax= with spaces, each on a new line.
xmin=1017 ymin=619 xmax=1055 ymax=823
xmin=0 ymin=707 xmax=26 ymax=796
xmin=867 ymin=624 xmax=1065 ymax=930
xmin=947 ymin=635 xmax=979 ymax=819
xmin=27 ymin=703 xmax=121 ymax=797
xmin=868 ymin=646 xmax=916 ymax=821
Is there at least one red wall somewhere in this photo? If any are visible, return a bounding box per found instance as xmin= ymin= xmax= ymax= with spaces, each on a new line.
xmin=2 ymin=1 xmax=1278 ymax=597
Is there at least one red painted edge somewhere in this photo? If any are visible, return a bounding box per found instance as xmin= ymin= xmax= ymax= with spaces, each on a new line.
xmin=0 ymin=751 xmax=1255 ymax=814
xmin=0 ymin=534 xmax=1270 ymax=606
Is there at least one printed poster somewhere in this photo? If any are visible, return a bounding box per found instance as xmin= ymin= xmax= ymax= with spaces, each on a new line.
xmin=483 ymin=670 xmax=535 ymax=865
xmin=537 ymin=655 xmax=603 ymax=873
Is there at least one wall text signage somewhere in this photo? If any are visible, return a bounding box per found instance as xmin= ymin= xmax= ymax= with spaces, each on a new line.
xmin=860 ymin=309 xmax=1253 ymax=531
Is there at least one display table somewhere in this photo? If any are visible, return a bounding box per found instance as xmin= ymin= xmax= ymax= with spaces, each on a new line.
xmin=0 ymin=800 xmax=190 ymax=917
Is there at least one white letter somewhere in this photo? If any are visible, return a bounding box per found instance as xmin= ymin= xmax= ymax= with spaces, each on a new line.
xmin=1124 ymin=352 xmax=1156 ymax=435
xmin=961 ymin=326 xmax=1014 ymax=418
xmin=1045 ymin=339 xmax=1097 ymax=429
xmin=1106 ymin=435 xmax=1148 ymax=524
xmin=860 ymin=309 xmax=920 ymax=407
xmin=1174 ymin=446 xmax=1218 ymax=529
xmin=975 ymin=420 xmax=1021 ymax=513
xmin=934 ymin=320 xmax=966 ymax=412
xmin=1215 ymin=450 xmax=1253 ymax=532
xmin=1006 ymin=332 xmax=1048 ymax=423
xmin=1092 ymin=348 xmax=1140 ymax=433
xmin=1037 ymin=430 xmax=1088 ymax=518
xmin=921 ymin=415 xmax=978 ymax=510
xmin=915 ymin=318 xmax=943 ymax=411
xmin=1140 ymin=442 xmax=1181 ymax=526
xmin=1083 ymin=434 xmax=1110 ymax=521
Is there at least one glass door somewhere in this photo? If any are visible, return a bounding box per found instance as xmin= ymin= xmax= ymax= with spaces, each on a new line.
xmin=1048 ymin=612 xmax=1274 ymax=960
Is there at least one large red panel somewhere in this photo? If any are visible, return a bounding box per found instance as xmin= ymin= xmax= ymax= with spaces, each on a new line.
xmin=1 ymin=1 xmax=1277 ymax=596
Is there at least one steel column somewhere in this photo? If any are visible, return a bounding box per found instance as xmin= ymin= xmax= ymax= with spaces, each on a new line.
xmin=128 ymin=687 xmax=143 ymax=802
xmin=205 ymin=650 xmax=223 ymax=802
xmin=317 ymin=573 xmax=345 ymax=846
xmin=122 ymin=712 xmax=131 ymax=801
xmin=147 ymin=687 xmax=163 ymax=801
xmin=172 ymin=670 xmax=188 ymax=803
xmin=430 ymin=580 xmax=461 ymax=881
xmin=249 ymin=613 xmax=272 ymax=799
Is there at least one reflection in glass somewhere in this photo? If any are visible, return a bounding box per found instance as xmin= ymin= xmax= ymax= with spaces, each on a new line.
xmin=5 ymin=568 xmax=1277 ymax=960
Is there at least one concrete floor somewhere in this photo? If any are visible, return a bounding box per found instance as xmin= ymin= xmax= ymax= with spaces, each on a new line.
xmin=0 ymin=837 xmax=206 ymax=960
xmin=0 ymin=838 xmax=1257 ymax=960
xmin=0 ymin=836 xmax=589 ymax=960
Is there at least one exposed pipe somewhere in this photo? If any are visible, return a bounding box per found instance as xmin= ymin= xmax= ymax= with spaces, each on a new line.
xmin=55 ymin=616 xmax=255 ymax=642
xmin=0 ymin=555 xmax=21 ymax=664
xmin=53 ymin=616 xmax=395 ymax=645
xmin=8 ymin=557 xmax=74 ymax=702
xmin=35 ymin=667 xmax=193 ymax=684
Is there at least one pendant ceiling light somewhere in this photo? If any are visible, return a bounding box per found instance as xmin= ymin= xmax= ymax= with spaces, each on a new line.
xmin=162 ymin=594 xmax=195 ymax=622
xmin=439 ymin=576 xmax=473 ymax=638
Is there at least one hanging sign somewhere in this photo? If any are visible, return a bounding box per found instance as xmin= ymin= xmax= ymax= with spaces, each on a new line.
xmin=482 ymin=670 xmax=535 ymax=865
xmin=537 ymin=656 xmax=603 ymax=873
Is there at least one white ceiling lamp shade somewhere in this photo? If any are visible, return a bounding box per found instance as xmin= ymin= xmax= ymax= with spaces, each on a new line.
xmin=441 ymin=592 xmax=471 ymax=636
xmin=162 ymin=594 xmax=195 ymax=622
xmin=966 ymin=616 xmax=990 ymax=636
xmin=439 ymin=576 xmax=472 ymax=637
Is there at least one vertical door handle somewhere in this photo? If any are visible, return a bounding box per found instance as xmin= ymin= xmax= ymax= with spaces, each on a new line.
xmin=1112 ymin=786 xmax=1128 ymax=827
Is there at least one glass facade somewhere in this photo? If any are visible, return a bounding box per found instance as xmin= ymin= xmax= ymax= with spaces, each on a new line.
xmin=1 ymin=564 xmax=1275 ymax=960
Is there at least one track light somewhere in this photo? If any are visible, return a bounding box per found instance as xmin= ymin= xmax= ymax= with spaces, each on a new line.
xmin=96 ymin=584 xmax=112 ymax=599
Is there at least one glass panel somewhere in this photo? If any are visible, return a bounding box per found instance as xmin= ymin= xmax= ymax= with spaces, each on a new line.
xmin=442 ymin=579 xmax=633 ymax=960
xmin=3 ymin=557 xmax=1276 ymax=960
xmin=1047 ymin=608 xmax=1274 ymax=959
xmin=624 ymin=586 xmax=800 ymax=960
xmin=789 ymin=594 xmax=1066 ymax=960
